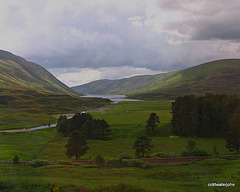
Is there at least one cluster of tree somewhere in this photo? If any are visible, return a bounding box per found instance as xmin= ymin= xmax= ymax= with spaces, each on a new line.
xmin=57 ymin=113 xmax=111 ymax=140
xmin=171 ymin=94 xmax=240 ymax=137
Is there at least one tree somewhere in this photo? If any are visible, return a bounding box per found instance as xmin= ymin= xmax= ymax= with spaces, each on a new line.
xmin=145 ymin=113 xmax=160 ymax=136
xmin=67 ymin=113 xmax=93 ymax=134
xmin=65 ymin=131 xmax=89 ymax=159
xmin=97 ymin=119 xmax=111 ymax=140
xmin=56 ymin=115 xmax=68 ymax=136
xmin=226 ymin=107 xmax=240 ymax=153
xmin=133 ymin=135 xmax=153 ymax=157
xmin=82 ymin=119 xmax=98 ymax=139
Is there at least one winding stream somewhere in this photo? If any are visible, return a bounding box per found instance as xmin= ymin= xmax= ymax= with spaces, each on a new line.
xmin=0 ymin=95 xmax=141 ymax=133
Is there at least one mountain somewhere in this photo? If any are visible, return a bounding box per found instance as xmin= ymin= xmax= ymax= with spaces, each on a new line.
xmin=72 ymin=59 xmax=240 ymax=99
xmin=0 ymin=50 xmax=110 ymax=130
xmin=0 ymin=50 xmax=80 ymax=95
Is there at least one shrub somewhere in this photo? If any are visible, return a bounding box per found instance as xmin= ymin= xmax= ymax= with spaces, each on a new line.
xmin=151 ymin=152 xmax=169 ymax=158
xmin=107 ymin=158 xmax=123 ymax=168
xmin=128 ymin=159 xmax=144 ymax=168
xmin=121 ymin=160 xmax=129 ymax=167
xmin=13 ymin=155 xmax=20 ymax=165
xmin=182 ymin=149 xmax=189 ymax=157
xmin=95 ymin=154 xmax=104 ymax=166
xmin=57 ymin=161 xmax=73 ymax=165
xmin=28 ymin=160 xmax=52 ymax=168
xmin=111 ymin=183 xmax=147 ymax=192
xmin=186 ymin=139 xmax=196 ymax=153
xmin=143 ymin=161 xmax=154 ymax=169
xmin=189 ymin=149 xmax=210 ymax=156
xmin=118 ymin=153 xmax=133 ymax=160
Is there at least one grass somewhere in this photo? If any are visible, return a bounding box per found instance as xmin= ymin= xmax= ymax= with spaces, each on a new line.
xmin=0 ymin=158 xmax=239 ymax=191
xmin=0 ymin=88 xmax=110 ymax=130
xmin=0 ymin=100 xmax=238 ymax=191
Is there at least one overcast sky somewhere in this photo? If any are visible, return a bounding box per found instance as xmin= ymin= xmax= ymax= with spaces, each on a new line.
xmin=1 ymin=0 xmax=240 ymax=86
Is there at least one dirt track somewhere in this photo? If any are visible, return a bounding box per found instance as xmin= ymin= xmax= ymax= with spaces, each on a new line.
xmin=0 ymin=103 xmax=118 ymax=133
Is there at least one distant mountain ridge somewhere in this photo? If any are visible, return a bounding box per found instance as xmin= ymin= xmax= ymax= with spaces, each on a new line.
xmin=72 ymin=59 xmax=240 ymax=99
xmin=0 ymin=50 xmax=80 ymax=95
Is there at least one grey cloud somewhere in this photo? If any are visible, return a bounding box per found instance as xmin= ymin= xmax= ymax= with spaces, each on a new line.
xmin=162 ymin=1 xmax=240 ymax=41
xmin=1 ymin=0 xmax=240 ymax=80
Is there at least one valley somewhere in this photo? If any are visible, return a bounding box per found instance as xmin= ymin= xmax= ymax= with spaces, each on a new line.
xmin=0 ymin=101 xmax=239 ymax=192
xmin=0 ymin=50 xmax=240 ymax=191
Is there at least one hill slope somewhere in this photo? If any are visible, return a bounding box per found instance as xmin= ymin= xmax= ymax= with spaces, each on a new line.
xmin=0 ymin=50 xmax=79 ymax=95
xmin=0 ymin=50 xmax=110 ymax=130
xmin=73 ymin=59 xmax=240 ymax=99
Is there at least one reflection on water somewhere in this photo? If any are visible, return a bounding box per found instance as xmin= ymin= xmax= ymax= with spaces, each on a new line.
xmin=81 ymin=94 xmax=142 ymax=103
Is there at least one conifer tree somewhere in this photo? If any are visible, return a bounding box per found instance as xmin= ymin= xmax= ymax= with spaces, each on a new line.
xmin=65 ymin=131 xmax=89 ymax=159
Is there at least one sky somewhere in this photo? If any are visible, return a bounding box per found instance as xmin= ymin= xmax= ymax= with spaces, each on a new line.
xmin=1 ymin=0 xmax=240 ymax=87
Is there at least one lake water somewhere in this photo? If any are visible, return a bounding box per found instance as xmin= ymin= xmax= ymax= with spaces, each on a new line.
xmin=81 ymin=94 xmax=142 ymax=103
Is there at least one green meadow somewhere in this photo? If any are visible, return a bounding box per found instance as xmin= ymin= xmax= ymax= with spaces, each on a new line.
xmin=0 ymin=101 xmax=239 ymax=191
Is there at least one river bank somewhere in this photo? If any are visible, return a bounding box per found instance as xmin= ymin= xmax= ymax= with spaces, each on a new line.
xmin=0 ymin=103 xmax=118 ymax=133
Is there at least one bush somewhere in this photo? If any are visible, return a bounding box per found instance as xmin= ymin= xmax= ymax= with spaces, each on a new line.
xmin=57 ymin=161 xmax=73 ymax=165
xmin=107 ymin=158 xmax=123 ymax=168
xmin=13 ymin=155 xmax=20 ymax=165
xmin=143 ymin=161 xmax=154 ymax=169
xmin=128 ymin=159 xmax=144 ymax=168
xmin=189 ymin=149 xmax=210 ymax=156
xmin=118 ymin=153 xmax=133 ymax=160
xmin=182 ymin=149 xmax=189 ymax=157
xmin=95 ymin=154 xmax=104 ymax=166
xmin=151 ymin=152 xmax=169 ymax=158
xmin=121 ymin=160 xmax=129 ymax=167
xmin=28 ymin=160 xmax=52 ymax=168
xmin=94 ymin=183 xmax=147 ymax=192
xmin=113 ymin=183 xmax=147 ymax=192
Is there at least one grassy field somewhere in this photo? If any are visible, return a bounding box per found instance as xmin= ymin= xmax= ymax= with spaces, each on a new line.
xmin=0 ymin=101 xmax=238 ymax=191
xmin=0 ymin=158 xmax=239 ymax=191
xmin=0 ymin=128 xmax=230 ymax=161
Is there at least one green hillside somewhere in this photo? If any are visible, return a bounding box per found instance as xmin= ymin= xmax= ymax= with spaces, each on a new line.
xmin=0 ymin=50 xmax=80 ymax=95
xmin=0 ymin=50 xmax=110 ymax=130
xmin=73 ymin=59 xmax=240 ymax=99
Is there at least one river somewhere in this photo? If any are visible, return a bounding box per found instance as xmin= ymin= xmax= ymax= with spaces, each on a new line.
xmin=81 ymin=94 xmax=142 ymax=104
xmin=0 ymin=95 xmax=141 ymax=132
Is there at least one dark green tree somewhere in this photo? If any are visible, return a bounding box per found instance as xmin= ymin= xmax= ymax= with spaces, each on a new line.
xmin=97 ymin=119 xmax=111 ymax=140
xmin=67 ymin=113 xmax=93 ymax=134
xmin=82 ymin=119 xmax=98 ymax=139
xmin=56 ymin=115 xmax=68 ymax=136
xmin=171 ymin=95 xmax=197 ymax=136
xmin=133 ymin=135 xmax=153 ymax=157
xmin=226 ymin=107 xmax=240 ymax=153
xmin=145 ymin=113 xmax=160 ymax=136
xmin=65 ymin=131 xmax=89 ymax=159
xmin=172 ymin=94 xmax=240 ymax=137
